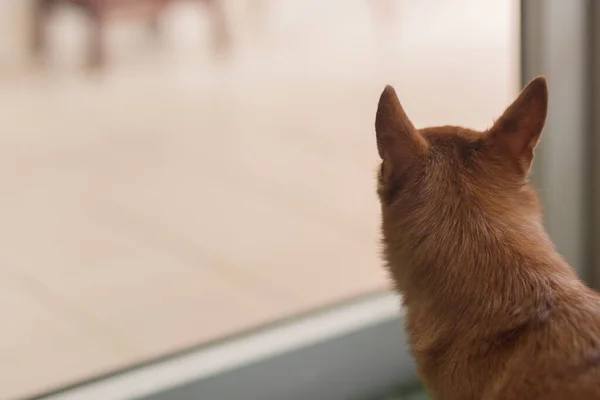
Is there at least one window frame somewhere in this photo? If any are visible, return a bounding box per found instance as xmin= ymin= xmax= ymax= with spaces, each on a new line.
xmin=32 ymin=291 xmax=416 ymax=400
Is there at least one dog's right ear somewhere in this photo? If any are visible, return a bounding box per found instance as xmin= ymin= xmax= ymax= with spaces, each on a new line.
xmin=487 ymin=76 xmax=548 ymax=174
xmin=375 ymin=85 xmax=427 ymax=176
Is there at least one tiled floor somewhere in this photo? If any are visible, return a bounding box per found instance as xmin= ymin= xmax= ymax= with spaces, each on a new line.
xmin=0 ymin=0 xmax=518 ymax=398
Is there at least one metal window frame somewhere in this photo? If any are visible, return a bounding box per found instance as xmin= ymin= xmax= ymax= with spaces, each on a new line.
xmin=588 ymin=0 xmax=600 ymax=289
xmin=521 ymin=0 xmax=595 ymax=284
xmin=30 ymin=291 xmax=416 ymax=400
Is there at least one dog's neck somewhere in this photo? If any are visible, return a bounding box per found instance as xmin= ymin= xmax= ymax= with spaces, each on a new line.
xmin=388 ymin=205 xmax=583 ymax=399
xmin=397 ymin=207 xmax=571 ymax=323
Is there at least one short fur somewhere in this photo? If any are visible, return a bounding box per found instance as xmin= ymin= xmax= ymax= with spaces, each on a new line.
xmin=375 ymin=77 xmax=600 ymax=399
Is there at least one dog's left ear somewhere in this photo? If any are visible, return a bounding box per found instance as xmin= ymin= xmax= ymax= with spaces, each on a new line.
xmin=488 ymin=76 xmax=548 ymax=174
xmin=375 ymin=85 xmax=427 ymax=174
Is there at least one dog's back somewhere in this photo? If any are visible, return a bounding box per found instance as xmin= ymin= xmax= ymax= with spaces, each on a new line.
xmin=487 ymin=287 xmax=600 ymax=399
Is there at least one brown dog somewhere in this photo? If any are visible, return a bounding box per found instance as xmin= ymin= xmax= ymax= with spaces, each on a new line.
xmin=375 ymin=76 xmax=600 ymax=399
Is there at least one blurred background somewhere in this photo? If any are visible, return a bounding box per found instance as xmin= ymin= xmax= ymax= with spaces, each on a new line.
xmin=2 ymin=0 xmax=598 ymax=399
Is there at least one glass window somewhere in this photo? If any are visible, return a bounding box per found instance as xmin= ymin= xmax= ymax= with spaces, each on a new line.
xmin=0 ymin=1 xmax=518 ymax=398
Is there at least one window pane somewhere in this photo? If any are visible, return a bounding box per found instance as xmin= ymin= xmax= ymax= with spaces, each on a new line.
xmin=0 ymin=0 xmax=518 ymax=397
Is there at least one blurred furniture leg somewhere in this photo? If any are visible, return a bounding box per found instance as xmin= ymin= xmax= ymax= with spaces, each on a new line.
xmin=31 ymin=0 xmax=107 ymax=69
xmin=86 ymin=0 xmax=105 ymax=69
xmin=203 ymin=0 xmax=230 ymax=54
xmin=148 ymin=2 xmax=165 ymax=37
xmin=31 ymin=0 xmax=56 ymax=64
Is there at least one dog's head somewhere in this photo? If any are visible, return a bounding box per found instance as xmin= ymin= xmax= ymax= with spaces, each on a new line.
xmin=375 ymin=77 xmax=548 ymax=294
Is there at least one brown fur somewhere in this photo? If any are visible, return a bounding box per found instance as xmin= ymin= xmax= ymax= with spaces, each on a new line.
xmin=375 ymin=77 xmax=600 ymax=399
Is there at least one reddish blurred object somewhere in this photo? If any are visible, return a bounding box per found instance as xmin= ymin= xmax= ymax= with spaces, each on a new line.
xmin=367 ymin=0 xmax=398 ymax=27
xmin=31 ymin=0 xmax=230 ymax=69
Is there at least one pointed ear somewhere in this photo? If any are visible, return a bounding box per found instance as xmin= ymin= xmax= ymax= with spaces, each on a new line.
xmin=375 ymin=85 xmax=427 ymax=170
xmin=488 ymin=76 xmax=548 ymax=173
